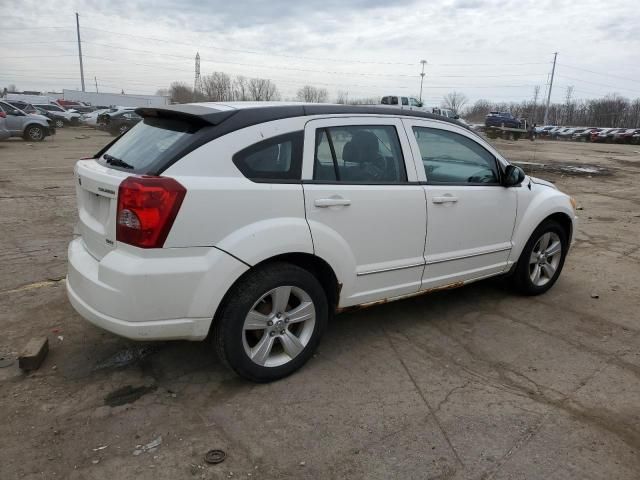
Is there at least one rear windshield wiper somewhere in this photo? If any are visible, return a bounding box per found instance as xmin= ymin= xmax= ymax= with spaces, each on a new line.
xmin=103 ymin=154 xmax=133 ymax=169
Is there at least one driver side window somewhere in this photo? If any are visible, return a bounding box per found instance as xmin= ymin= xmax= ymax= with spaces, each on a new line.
xmin=313 ymin=125 xmax=407 ymax=183
xmin=412 ymin=127 xmax=500 ymax=185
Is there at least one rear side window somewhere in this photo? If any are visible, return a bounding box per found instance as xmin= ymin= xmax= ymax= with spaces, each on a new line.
xmin=313 ymin=125 xmax=407 ymax=183
xmin=233 ymin=131 xmax=303 ymax=182
xmin=100 ymin=117 xmax=200 ymax=173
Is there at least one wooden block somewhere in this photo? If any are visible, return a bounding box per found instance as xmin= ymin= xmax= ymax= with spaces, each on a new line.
xmin=19 ymin=337 xmax=49 ymax=371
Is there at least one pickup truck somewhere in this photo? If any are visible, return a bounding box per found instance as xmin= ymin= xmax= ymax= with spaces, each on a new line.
xmin=380 ymin=96 xmax=424 ymax=109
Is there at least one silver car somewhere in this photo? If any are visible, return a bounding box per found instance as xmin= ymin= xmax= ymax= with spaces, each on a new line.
xmin=0 ymin=101 xmax=54 ymax=141
xmin=0 ymin=114 xmax=10 ymax=141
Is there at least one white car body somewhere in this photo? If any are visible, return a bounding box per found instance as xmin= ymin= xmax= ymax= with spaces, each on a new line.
xmin=80 ymin=108 xmax=111 ymax=127
xmin=67 ymin=102 xmax=576 ymax=344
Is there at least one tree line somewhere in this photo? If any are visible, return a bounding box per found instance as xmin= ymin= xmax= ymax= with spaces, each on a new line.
xmin=463 ymin=93 xmax=640 ymax=128
xmin=159 ymin=73 xmax=640 ymax=128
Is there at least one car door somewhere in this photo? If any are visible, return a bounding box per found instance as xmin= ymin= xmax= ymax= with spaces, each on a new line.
xmin=403 ymin=119 xmax=517 ymax=289
xmin=302 ymin=117 xmax=427 ymax=308
xmin=0 ymin=102 xmax=24 ymax=134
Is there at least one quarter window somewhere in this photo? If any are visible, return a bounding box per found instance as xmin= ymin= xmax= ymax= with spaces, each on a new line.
xmin=412 ymin=127 xmax=500 ymax=184
xmin=233 ymin=131 xmax=303 ymax=182
xmin=313 ymin=125 xmax=407 ymax=183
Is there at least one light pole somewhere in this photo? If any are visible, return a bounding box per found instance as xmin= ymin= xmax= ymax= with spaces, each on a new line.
xmin=419 ymin=60 xmax=427 ymax=104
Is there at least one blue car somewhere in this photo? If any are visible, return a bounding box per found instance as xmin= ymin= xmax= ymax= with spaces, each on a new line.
xmin=485 ymin=111 xmax=522 ymax=129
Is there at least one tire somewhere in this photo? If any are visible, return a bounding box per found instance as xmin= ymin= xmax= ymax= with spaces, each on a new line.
xmin=512 ymin=219 xmax=568 ymax=296
xmin=54 ymin=119 xmax=65 ymax=129
xmin=213 ymin=262 xmax=328 ymax=382
xmin=23 ymin=125 xmax=45 ymax=142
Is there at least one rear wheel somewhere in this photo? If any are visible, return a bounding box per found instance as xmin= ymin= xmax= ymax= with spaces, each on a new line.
xmin=512 ymin=220 xmax=568 ymax=295
xmin=54 ymin=119 xmax=65 ymax=129
xmin=213 ymin=262 xmax=328 ymax=382
xmin=24 ymin=125 xmax=45 ymax=141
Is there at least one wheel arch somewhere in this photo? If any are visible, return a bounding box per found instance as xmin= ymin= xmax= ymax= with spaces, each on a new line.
xmin=208 ymin=252 xmax=340 ymax=337
xmin=511 ymin=209 xmax=575 ymax=265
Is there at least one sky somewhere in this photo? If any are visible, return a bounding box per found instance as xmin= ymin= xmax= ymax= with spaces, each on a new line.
xmin=2 ymin=0 xmax=639 ymax=107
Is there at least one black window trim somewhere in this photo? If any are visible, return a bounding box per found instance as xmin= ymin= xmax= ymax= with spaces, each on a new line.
xmin=232 ymin=130 xmax=304 ymax=184
xmin=311 ymin=124 xmax=411 ymax=185
xmin=412 ymin=126 xmax=504 ymax=187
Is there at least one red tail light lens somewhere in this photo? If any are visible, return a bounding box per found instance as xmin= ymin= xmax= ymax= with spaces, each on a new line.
xmin=116 ymin=176 xmax=186 ymax=248
xmin=0 ymin=111 xmax=6 ymax=118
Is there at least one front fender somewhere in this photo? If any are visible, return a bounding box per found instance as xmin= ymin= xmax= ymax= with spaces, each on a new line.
xmin=509 ymin=184 xmax=576 ymax=264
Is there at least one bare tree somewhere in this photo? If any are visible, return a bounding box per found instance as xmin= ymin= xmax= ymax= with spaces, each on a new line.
xmin=232 ymin=76 xmax=249 ymax=101
xmin=531 ymin=85 xmax=540 ymax=123
xmin=297 ymin=85 xmax=329 ymax=103
xmin=169 ymin=82 xmax=194 ymax=104
xmin=6 ymin=84 xmax=17 ymax=93
xmin=335 ymin=90 xmax=349 ymax=104
xmin=247 ymin=78 xmax=279 ymax=101
xmin=202 ymin=72 xmax=232 ymax=101
xmin=442 ymin=91 xmax=468 ymax=114
xmin=155 ymin=88 xmax=169 ymax=97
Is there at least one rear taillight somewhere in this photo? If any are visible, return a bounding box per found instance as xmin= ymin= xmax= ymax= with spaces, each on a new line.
xmin=116 ymin=176 xmax=186 ymax=248
xmin=0 ymin=111 xmax=6 ymax=118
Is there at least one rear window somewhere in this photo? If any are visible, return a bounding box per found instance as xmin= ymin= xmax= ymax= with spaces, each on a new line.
xmin=99 ymin=117 xmax=200 ymax=173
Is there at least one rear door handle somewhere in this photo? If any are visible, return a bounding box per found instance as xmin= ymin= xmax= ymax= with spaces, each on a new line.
xmin=432 ymin=196 xmax=458 ymax=204
xmin=314 ymin=197 xmax=351 ymax=208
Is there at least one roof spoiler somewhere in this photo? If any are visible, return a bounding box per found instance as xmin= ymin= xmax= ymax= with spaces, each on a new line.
xmin=135 ymin=104 xmax=237 ymax=126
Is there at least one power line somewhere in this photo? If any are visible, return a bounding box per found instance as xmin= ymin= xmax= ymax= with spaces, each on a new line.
xmin=556 ymin=74 xmax=639 ymax=95
xmin=558 ymin=63 xmax=640 ymax=85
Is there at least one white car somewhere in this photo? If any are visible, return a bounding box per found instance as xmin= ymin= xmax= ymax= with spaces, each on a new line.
xmin=32 ymin=103 xmax=81 ymax=126
xmin=67 ymin=102 xmax=577 ymax=382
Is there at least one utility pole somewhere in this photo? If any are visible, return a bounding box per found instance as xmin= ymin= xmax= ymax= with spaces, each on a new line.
xmin=543 ymin=52 xmax=558 ymax=125
xmin=193 ymin=52 xmax=201 ymax=101
xmin=75 ymin=12 xmax=85 ymax=92
xmin=419 ymin=60 xmax=427 ymax=104
xmin=94 ymin=76 xmax=98 ymax=93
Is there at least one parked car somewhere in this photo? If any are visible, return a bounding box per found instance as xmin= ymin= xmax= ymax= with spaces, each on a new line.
xmin=613 ymin=128 xmax=640 ymax=143
xmin=431 ymin=107 xmax=459 ymax=120
xmin=33 ymin=103 xmax=81 ymax=126
xmin=4 ymin=100 xmax=38 ymax=115
xmin=0 ymin=101 xmax=54 ymax=141
xmin=632 ymin=132 xmax=640 ymax=145
xmin=0 ymin=112 xmax=11 ymax=141
xmin=485 ymin=111 xmax=521 ymax=129
xmin=557 ymin=128 xmax=578 ymax=140
xmin=550 ymin=127 xmax=571 ymax=140
xmin=67 ymin=102 xmax=577 ymax=382
xmin=604 ymin=128 xmax=627 ymax=143
xmin=98 ymin=110 xmax=142 ymax=135
xmin=572 ymin=127 xmax=599 ymax=141
xmin=538 ymin=125 xmax=556 ymax=137
xmin=80 ymin=108 xmax=110 ymax=128
xmin=591 ymin=128 xmax=613 ymax=142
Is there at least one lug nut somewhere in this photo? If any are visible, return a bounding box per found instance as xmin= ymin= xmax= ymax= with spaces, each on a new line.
xmin=269 ymin=331 xmax=275 ymax=337
xmin=267 ymin=320 xmax=273 ymax=326
xmin=280 ymin=330 xmax=285 ymax=335
xmin=276 ymin=313 xmax=281 ymax=318
xmin=284 ymin=318 xmax=289 ymax=324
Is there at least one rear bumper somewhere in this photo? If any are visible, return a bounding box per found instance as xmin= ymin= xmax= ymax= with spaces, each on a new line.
xmin=66 ymin=237 xmax=248 ymax=341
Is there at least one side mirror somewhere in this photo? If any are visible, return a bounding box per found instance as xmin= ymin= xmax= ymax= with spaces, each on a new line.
xmin=503 ymin=164 xmax=526 ymax=187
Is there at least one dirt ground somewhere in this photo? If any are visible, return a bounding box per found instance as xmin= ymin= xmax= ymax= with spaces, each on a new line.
xmin=1 ymin=127 xmax=639 ymax=480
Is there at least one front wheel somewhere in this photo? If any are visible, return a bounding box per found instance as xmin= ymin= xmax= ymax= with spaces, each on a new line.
xmin=213 ymin=262 xmax=328 ymax=382
xmin=24 ymin=125 xmax=45 ymax=141
xmin=54 ymin=119 xmax=65 ymax=129
xmin=512 ymin=220 xmax=568 ymax=295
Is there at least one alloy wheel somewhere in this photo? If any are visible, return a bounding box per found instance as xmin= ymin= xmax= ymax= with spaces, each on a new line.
xmin=242 ymin=286 xmax=316 ymax=367
xmin=529 ymin=232 xmax=562 ymax=287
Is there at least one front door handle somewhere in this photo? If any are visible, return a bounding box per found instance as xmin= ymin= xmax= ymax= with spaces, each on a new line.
xmin=315 ymin=197 xmax=351 ymax=208
xmin=432 ymin=195 xmax=458 ymax=204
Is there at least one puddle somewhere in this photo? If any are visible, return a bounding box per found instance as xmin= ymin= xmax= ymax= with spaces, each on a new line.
xmin=104 ymin=384 xmax=157 ymax=407
xmin=515 ymin=161 xmax=611 ymax=176
xmin=94 ymin=343 xmax=166 ymax=371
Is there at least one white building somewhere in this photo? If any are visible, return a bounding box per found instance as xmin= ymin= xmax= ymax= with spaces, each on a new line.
xmin=62 ymin=89 xmax=169 ymax=107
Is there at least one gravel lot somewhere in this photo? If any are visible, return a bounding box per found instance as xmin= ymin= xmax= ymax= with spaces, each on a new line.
xmin=1 ymin=127 xmax=639 ymax=479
